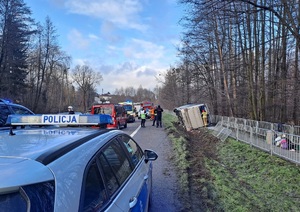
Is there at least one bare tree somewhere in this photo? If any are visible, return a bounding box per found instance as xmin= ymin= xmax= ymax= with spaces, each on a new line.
xmin=158 ymin=67 xmax=181 ymax=109
xmin=72 ymin=64 xmax=103 ymax=112
xmin=25 ymin=16 xmax=71 ymax=113
xmin=112 ymin=86 xmax=155 ymax=104
xmin=175 ymin=0 xmax=300 ymax=123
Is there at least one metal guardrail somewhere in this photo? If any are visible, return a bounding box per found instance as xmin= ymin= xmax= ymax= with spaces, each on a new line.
xmin=212 ymin=122 xmax=232 ymax=142
xmin=210 ymin=115 xmax=300 ymax=165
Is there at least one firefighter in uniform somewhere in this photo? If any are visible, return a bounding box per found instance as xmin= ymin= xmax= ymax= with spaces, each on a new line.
xmin=201 ymin=110 xmax=208 ymax=127
xmin=152 ymin=106 xmax=157 ymax=126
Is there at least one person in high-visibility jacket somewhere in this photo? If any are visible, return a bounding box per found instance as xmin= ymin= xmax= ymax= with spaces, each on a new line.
xmin=150 ymin=107 xmax=155 ymax=121
xmin=140 ymin=107 xmax=146 ymax=127
xmin=152 ymin=106 xmax=157 ymax=126
xmin=201 ymin=110 xmax=208 ymax=127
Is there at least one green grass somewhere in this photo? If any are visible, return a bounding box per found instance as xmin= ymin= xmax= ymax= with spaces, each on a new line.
xmin=209 ymin=138 xmax=300 ymax=211
xmin=163 ymin=111 xmax=190 ymax=193
xmin=163 ymin=112 xmax=300 ymax=211
xmin=162 ymin=110 xmax=178 ymax=132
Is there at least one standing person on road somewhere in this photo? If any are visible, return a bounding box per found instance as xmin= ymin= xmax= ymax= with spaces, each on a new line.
xmin=155 ymin=105 xmax=163 ymax=128
xmin=68 ymin=106 xmax=75 ymax=114
xmin=140 ymin=107 xmax=146 ymax=128
xmin=152 ymin=106 xmax=157 ymax=126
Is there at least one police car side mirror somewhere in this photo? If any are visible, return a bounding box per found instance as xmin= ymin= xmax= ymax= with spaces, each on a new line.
xmin=144 ymin=149 xmax=158 ymax=163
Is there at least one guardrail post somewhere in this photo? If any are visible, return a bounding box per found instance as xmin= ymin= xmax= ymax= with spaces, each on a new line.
xmin=255 ymin=121 xmax=258 ymax=134
xmin=266 ymin=130 xmax=274 ymax=155
xmin=235 ymin=118 xmax=238 ymax=140
xmin=236 ymin=124 xmax=239 ymax=141
xmin=271 ymin=123 xmax=274 ymax=131
xmin=266 ymin=130 xmax=272 ymax=144
xmin=226 ymin=117 xmax=229 ymax=129
xmin=290 ymin=125 xmax=294 ymax=135
xmin=250 ymin=127 xmax=253 ymax=147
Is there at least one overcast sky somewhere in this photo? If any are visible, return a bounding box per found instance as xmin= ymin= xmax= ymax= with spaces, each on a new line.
xmin=26 ymin=0 xmax=184 ymax=94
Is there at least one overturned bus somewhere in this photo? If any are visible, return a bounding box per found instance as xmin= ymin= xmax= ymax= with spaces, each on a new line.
xmin=174 ymin=103 xmax=210 ymax=131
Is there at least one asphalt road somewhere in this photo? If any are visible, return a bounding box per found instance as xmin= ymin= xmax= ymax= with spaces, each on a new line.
xmin=122 ymin=118 xmax=183 ymax=212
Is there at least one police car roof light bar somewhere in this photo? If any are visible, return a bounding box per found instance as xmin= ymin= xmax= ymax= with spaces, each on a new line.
xmin=6 ymin=114 xmax=113 ymax=126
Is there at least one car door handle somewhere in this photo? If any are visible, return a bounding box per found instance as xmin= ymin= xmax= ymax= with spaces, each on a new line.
xmin=144 ymin=174 xmax=149 ymax=180
xmin=129 ymin=196 xmax=137 ymax=208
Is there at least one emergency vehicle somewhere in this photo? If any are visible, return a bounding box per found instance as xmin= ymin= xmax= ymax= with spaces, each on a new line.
xmin=118 ymin=101 xmax=135 ymax=123
xmin=1 ymin=113 xmax=158 ymax=211
xmin=137 ymin=101 xmax=154 ymax=119
xmin=90 ymin=104 xmax=127 ymax=129
xmin=133 ymin=102 xmax=141 ymax=117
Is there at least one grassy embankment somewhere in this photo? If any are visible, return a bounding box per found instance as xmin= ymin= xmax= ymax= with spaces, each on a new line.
xmin=162 ymin=111 xmax=300 ymax=211
xmin=162 ymin=111 xmax=190 ymax=193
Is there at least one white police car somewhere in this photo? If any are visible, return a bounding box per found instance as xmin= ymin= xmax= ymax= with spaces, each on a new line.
xmin=0 ymin=114 xmax=158 ymax=211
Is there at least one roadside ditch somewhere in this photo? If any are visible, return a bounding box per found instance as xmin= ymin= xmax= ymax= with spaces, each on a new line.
xmin=163 ymin=112 xmax=300 ymax=211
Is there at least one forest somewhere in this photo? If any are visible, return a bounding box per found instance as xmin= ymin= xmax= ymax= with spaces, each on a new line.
xmin=159 ymin=0 xmax=300 ymax=125
xmin=1 ymin=0 xmax=300 ymax=125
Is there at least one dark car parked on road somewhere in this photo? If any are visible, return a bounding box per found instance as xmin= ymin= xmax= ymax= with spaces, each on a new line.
xmin=0 ymin=99 xmax=34 ymax=128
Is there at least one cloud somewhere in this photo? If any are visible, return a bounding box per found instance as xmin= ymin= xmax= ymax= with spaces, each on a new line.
xmin=136 ymin=66 xmax=157 ymax=77
xmin=88 ymin=33 xmax=100 ymax=40
xmin=67 ymin=29 xmax=90 ymax=49
xmin=100 ymin=21 xmax=121 ymax=43
xmin=94 ymin=62 xmax=164 ymax=93
xmin=123 ymin=38 xmax=165 ymax=60
xmin=65 ymin=0 xmax=148 ymax=31
xmin=30 ymin=0 xmax=183 ymax=95
xmin=70 ymin=36 xmax=169 ymax=92
xmin=115 ymin=62 xmax=139 ymax=73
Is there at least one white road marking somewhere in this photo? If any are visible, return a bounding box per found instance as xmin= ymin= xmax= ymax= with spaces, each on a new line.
xmin=131 ymin=125 xmax=141 ymax=137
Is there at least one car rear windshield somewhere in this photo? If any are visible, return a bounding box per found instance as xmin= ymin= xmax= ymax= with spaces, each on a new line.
xmin=93 ymin=107 xmax=112 ymax=115
xmin=0 ymin=181 xmax=55 ymax=212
